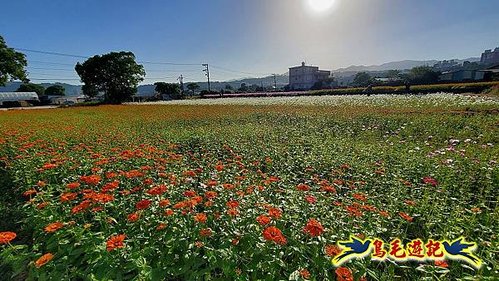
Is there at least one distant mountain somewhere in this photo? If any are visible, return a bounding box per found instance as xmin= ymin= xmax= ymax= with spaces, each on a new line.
xmin=333 ymin=58 xmax=480 ymax=73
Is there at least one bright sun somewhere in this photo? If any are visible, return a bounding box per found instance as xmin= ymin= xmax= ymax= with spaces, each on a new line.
xmin=307 ymin=0 xmax=336 ymax=13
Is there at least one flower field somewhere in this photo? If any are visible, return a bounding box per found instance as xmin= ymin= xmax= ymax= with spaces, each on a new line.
xmin=0 ymin=94 xmax=498 ymax=280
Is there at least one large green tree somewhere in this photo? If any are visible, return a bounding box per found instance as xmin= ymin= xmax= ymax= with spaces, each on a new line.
xmin=154 ymin=82 xmax=183 ymax=99
xmin=16 ymin=83 xmax=45 ymax=96
xmin=409 ymin=66 xmax=441 ymax=84
xmin=45 ymin=85 xmax=65 ymax=96
xmin=0 ymin=36 xmax=28 ymax=86
xmin=353 ymin=72 xmax=373 ymax=87
xmin=75 ymin=52 xmax=145 ymax=103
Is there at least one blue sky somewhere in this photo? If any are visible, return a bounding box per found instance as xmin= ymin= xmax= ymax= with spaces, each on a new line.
xmin=1 ymin=0 xmax=498 ymax=84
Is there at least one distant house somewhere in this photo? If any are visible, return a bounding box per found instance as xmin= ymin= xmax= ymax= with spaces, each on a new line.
xmin=289 ymin=62 xmax=331 ymax=90
xmin=439 ymin=70 xmax=485 ymax=82
xmin=480 ymin=48 xmax=499 ymax=65
xmin=0 ymin=92 xmax=39 ymax=106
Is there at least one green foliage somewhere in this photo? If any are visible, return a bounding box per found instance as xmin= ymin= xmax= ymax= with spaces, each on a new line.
xmin=44 ymin=85 xmax=65 ymax=96
xmin=187 ymin=83 xmax=200 ymax=95
xmin=0 ymin=36 xmax=28 ymax=86
xmin=75 ymin=51 xmax=145 ymax=104
xmin=16 ymin=83 xmax=45 ymax=97
xmin=409 ymin=66 xmax=441 ymax=84
xmin=353 ymin=72 xmax=373 ymax=87
xmin=154 ymin=82 xmax=183 ymax=99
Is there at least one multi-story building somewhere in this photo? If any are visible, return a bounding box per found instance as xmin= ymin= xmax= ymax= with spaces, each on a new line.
xmin=289 ymin=62 xmax=331 ymax=90
xmin=480 ymin=48 xmax=499 ymax=65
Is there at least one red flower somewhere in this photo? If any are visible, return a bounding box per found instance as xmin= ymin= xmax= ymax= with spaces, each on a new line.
xmin=335 ymin=267 xmax=353 ymax=281
xmin=297 ymin=183 xmax=310 ymax=191
xmin=352 ymin=193 xmax=367 ymax=202
xmin=305 ymin=195 xmax=317 ymax=204
xmin=204 ymin=191 xmax=218 ymax=199
xmin=183 ymin=190 xmax=197 ymax=197
xmin=435 ymin=260 xmax=449 ymax=268
xmin=66 ymin=182 xmax=80 ymax=189
xmin=106 ymin=234 xmax=126 ymax=251
xmin=422 ymin=176 xmax=438 ymax=186
xmin=135 ymin=199 xmax=152 ymax=210
xmin=159 ymin=199 xmax=171 ymax=207
xmin=267 ymin=207 xmax=282 ymax=219
xmin=325 ymin=244 xmax=341 ymax=257
xmin=146 ymin=185 xmax=167 ymax=196
xmin=399 ymin=212 xmax=413 ymax=222
xmin=60 ymin=192 xmax=77 ymax=202
xmin=262 ymin=226 xmax=287 ymax=245
xmin=0 ymin=232 xmax=16 ymax=244
xmin=256 ymin=215 xmax=271 ymax=225
xmin=127 ymin=213 xmax=140 ymax=222
xmin=300 ymin=269 xmax=311 ymax=279
xmin=79 ymin=175 xmax=101 ymax=186
xmin=194 ymin=213 xmax=207 ymax=223
xmin=303 ymin=218 xmax=324 ymax=237
xmin=226 ymin=200 xmax=239 ymax=209
xmin=199 ymin=228 xmax=212 ymax=237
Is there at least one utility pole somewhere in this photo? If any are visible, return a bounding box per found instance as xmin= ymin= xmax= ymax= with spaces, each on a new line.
xmin=202 ymin=64 xmax=211 ymax=93
xmin=273 ymin=74 xmax=277 ymax=92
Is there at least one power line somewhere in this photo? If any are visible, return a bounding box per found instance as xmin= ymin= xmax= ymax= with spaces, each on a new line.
xmin=16 ymin=47 xmax=275 ymax=81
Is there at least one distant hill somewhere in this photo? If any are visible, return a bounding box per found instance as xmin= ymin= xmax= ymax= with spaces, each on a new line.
xmin=333 ymin=58 xmax=480 ymax=73
xmin=0 ymin=82 xmax=83 ymax=96
xmin=0 ymin=57 xmax=484 ymax=95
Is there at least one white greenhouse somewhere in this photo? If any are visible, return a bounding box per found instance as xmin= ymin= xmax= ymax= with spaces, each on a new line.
xmin=0 ymin=92 xmax=39 ymax=106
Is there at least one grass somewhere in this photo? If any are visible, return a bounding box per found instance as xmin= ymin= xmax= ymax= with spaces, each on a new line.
xmin=0 ymin=94 xmax=498 ymax=280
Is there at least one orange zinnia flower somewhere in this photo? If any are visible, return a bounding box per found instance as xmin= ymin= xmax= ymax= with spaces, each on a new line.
xmin=325 ymin=244 xmax=341 ymax=257
xmin=127 ymin=213 xmax=140 ymax=222
xmin=79 ymin=175 xmax=101 ymax=186
xmin=194 ymin=213 xmax=208 ymax=223
xmin=60 ymin=192 xmax=77 ymax=202
xmin=106 ymin=234 xmax=126 ymax=251
xmin=35 ymin=253 xmax=54 ymax=268
xmin=66 ymin=182 xmax=80 ymax=189
xmin=335 ymin=267 xmax=353 ymax=281
xmin=199 ymin=228 xmax=212 ymax=237
xmin=256 ymin=215 xmax=271 ymax=225
xmin=399 ymin=212 xmax=413 ymax=222
xmin=147 ymin=185 xmax=167 ymax=196
xmin=135 ymin=199 xmax=152 ymax=210
xmin=226 ymin=200 xmax=239 ymax=209
xmin=303 ymin=218 xmax=324 ymax=237
xmin=300 ymin=269 xmax=311 ymax=280
xmin=44 ymin=222 xmax=64 ymax=233
xmin=204 ymin=191 xmax=218 ymax=199
xmin=435 ymin=260 xmax=449 ymax=268
xmin=0 ymin=232 xmax=16 ymax=244
xmin=297 ymin=183 xmax=310 ymax=191
xmin=159 ymin=199 xmax=171 ymax=207
xmin=262 ymin=226 xmax=287 ymax=245
xmin=267 ymin=207 xmax=282 ymax=219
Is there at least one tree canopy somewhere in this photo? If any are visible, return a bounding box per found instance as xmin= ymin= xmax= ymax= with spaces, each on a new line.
xmin=353 ymin=72 xmax=373 ymax=87
xmin=0 ymin=36 xmax=28 ymax=86
xmin=154 ymin=82 xmax=183 ymax=100
xmin=75 ymin=51 xmax=145 ymax=103
xmin=16 ymin=83 xmax=45 ymax=97
xmin=45 ymin=85 xmax=65 ymax=96
xmin=408 ymin=66 xmax=441 ymax=84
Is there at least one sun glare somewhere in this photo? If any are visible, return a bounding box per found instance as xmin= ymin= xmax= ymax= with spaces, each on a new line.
xmin=307 ymin=0 xmax=336 ymax=13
